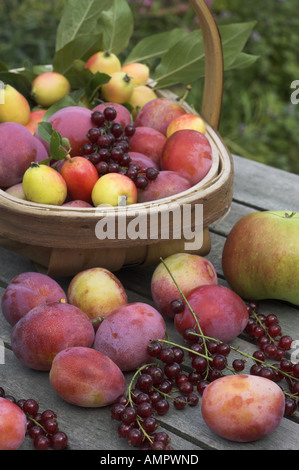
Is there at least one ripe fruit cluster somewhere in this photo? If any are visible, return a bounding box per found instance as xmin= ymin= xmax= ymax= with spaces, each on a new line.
xmin=0 ymin=386 xmax=68 ymax=450
xmin=110 ymin=298 xmax=298 ymax=450
xmin=81 ymin=106 xmax=159 ymax=189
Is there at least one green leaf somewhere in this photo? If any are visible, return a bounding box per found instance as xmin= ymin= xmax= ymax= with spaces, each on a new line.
xmin=100 ymin=0 xmax=134 ymax=54
xmin=226 ymin=52 xmax=259 ymax=71
xmin=124 ymin=28 xmax=189 ymax=65
xmin=219 ymin=21 xmax=257 ymax=69
xmin=0 ymin=71 xmax=32 ymax=102
xmin=37 ymin=122 xmax=54 ymax=144
xmin=55 ymin=0 xmax=111 ymax=52
xmin=38 ymin=122 xmax=71 ymax=164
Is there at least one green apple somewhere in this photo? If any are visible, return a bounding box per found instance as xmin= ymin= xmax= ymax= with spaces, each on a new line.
xmin=222 ymin=210 xmax=299 ymax=305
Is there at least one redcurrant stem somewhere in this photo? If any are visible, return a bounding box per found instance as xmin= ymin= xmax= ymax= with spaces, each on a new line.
xmin=251 ymin=310 xmax=276 ymax=342
xmin=27 ymin=415 xmax=48 ymax=435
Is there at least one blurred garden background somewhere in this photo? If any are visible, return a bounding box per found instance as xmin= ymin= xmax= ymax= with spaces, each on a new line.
xmin=1 ymin=0 xmax=298 ymax=174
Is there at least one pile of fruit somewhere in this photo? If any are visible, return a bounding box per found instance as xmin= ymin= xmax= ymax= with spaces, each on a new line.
xmin=0 ymin=49 xmax=213 ymax=208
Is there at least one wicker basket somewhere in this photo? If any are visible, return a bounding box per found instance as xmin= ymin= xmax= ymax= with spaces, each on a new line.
xmin=0 ymin=0 xmax=233 ymax=277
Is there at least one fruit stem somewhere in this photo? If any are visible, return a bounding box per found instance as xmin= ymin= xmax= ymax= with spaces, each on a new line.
xmin=178 ymin=85 xmax=192 ymax=106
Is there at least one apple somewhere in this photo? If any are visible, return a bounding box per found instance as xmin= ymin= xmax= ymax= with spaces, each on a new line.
xmin=0 ymin=398 xmax=27 ymax=450
xmin=101 ymin=72 xmax=134 ymax=104
xmin=5 ymin=183 xmax=26 ymax=200
xmin=166 ymin=113 xmax=206 ymax=138
xmin=62 ymin=200 xmax=92 ymax=207
xmin=174 ymin=284 xmax=249 ymax=343
xmin=85 ymin=51 xmax=121 ymax=75
xmin=201 ymin=375 xmax=285 ymax=442
xmin=31 ymin=72 xmax=71 ymax=108
xmin=138 ymin=170 xmax=191 ymax=203
xmin=60 ymin=156 xmax=99 ymax=203
xmin=25 ymin=109 xmax=47 ymax=134
xmin=128 ymin=126 xmax=166 ymax=167
xmin=0 ymin=84 xmax=30 ymax=125
xmin=128 ymin=85 xmax=158 ymax=119
xmin=67 ymin=267 xmax=128 ymax=330
xmin=134 ymin=97 xmax=186 ymax=135
xmin=128 ymin=151 xmax=159 ymax=170
xmin=33 ymin=135 xmax=49 ymax=163
xmin=161 ymin=129 xmax=213 ymax=185
xmin=121 ymin=62 xmax=150 ymax=86
xmin=222 ymin=210 xmax=299 ymax=305
xmin=91 ymin=172 xmax=137 ymax=207
xmin=22 ymin=162 xmax=67 ymax=205
xmin=151 ymin=253 xmax=218 ymax=319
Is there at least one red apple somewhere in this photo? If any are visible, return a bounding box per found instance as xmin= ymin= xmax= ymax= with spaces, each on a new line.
xmin=166 ymin=113 xmax=206 ymax=138
xmin=0 ymin=398 xmax=27 ymax=450
xmin=128 ymin=151 xmax=159 ymax=171
xmin=134 ymin=97 xmax=186 ymax=135
xmin=161 ymin=129 xmax=213 ymax=185
xmin=128 ymin=126 xmax=166 ymax=167
xmin=91 ymin=173 xmax=137 ymax=207
xmin=138 ymin=170 xmax=191 ymax=203
xmin=60 ymin=156 xmax=99 ymax=203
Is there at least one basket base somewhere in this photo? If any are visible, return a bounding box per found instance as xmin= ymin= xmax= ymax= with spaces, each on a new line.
xmin=0 ymin=228 xmax=211 ymax=278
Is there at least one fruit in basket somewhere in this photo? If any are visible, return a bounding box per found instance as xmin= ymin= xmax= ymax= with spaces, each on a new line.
xmin=93 ymin=302 xmax=166 ymax=371
xmin=67 ymin=267 xmax=128 ymax=329
xmin=22 ymin=162 xmax=67 ymax=205
xmin=166 ymin=113 xmax=206 ymax=138
xmin=0 ymin=397 xmax=27 ymax=450
xmin=151 ymin=253 xmax=217 ymax=319
xmin=1 ymin=271 xmax=67 ymax=326
xmin=121 ymin=62 xmax=150 ymax=86
xmin=128 ymin=85 xmax=158 ymax=118
xmin=85 ymin=51 xmax=121 ymax=75
xmin=0 ymin=84 xmax=30 ymax=125
xmin=11 ymin=300 xmax=95 ymax=371
xmin=5 ymin=182 xmax=26 ymax=200
xmin=161 ymin=129 xmax=213 ymax=185
xmin=31 ymin=72 xmax=71 ymax=108
xmin=33 ymin=135 xmax=49 ymax=163
xmin=91 ymin=172 xmax=137 ymax=207
xmin=92 ymin=102 xmax=131 ymax=128
xmin=62 ymin=200 xmax=92 ymax=207
xmin=174 ymin=284 xmax=249 ymax=343
xmin=0 ymin=122 xmax=38 ymax=188
xmin=37 ymin=106 xmax=93 ymax=157
xmin=134 ymin=97 xmax=186 ymax=135
xmin=201 ymin=375 xmax=285 ymax=442
xmin=138 ymin=170 xmax=191 ymax=203
xmin=25 ymin=109 xmax=47 ymax=135
xmin=128 ymin=152 xmax=159 ymax=171
xmin=128 ymin=126 xmax=167 ymax=167
xmin=222 ymin=210 xmax=299 ymax=305
xmin=101 ymin=72 xmax=134 ymax=104
xmin=49 ymin=346 xmax=126 ymax=407
xmin=60 ymin=156 xmax=99 ymax=203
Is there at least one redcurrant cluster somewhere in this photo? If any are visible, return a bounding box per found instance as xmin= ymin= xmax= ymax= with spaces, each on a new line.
xmin=0 ymin=387 xmax=68 ymax=450
xmin=81 ymin=106 xmax=159 ymax=189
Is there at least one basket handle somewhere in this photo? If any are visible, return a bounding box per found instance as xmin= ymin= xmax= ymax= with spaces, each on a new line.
xmin=190 ymin=0 xmax=223 ymax=130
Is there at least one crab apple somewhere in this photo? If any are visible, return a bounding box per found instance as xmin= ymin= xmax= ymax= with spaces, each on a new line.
xmin=91 ymin=172 xmax=137 ymax=207
xmin=121 ymin=62 xmax=150 ymax=86
xmin=0 ymin=84 xmax=30 ymax=125
xmin=0 ymin=398 xmax=27 ymax=450
xmin=1 ymin=271 xmax=67 ymax=326
xmin=50 ymin=346 xmax=126 ymax=407
xmin=60 ymin=156 xmax=99 ymax=203
xmin=128 ymin=85 xmax=158 ymax=119
xmin=128 ymin=126 xmax=166 ymax=167
xmin=93 ymin=302 xmax=166 ymax=371
xmin=201 ymin=375 xmax=285 ymax=442
xmin=85 ymin=51 xmax=121 ymax=75
xmin=166 ymin=113 xmax=206 ymax=138
xmin=39 ymin=106 xmax=93 ymax=157
xmin=134 ymin=97 xmax=186 ymax=135
xmin=151 ymin=253 xmax=218 ymax=319
xmin=25 ymin=109 xmax=47 ymax=135
xmin=22 ymin=162 xmax=67 ymax=206
xmin=11 ymin=300 xmax=95 ymax=371
xmin=101 ymin=72 xmax=134 ymax=104
xmin=161 ymin=129 xmax=213 ymax=186
xmin=138 ymin=170 xmax=191 ymax=203
xmin=128 ymin=151 xmax=159 ymax=171
xmin=5 ymin=183 xmax=26 ymax=200
xmin=174 ymin=284 xmax=249 ymax=343
xmin=31 ymin=72 xmax=71 ymax=108
xmin=0 ymin=122 xmax=37 ymax=189
xmin=67 ymin=267 xmax=128 ymax=330
xmin=92 ymin=102 xmax=131 ymax=128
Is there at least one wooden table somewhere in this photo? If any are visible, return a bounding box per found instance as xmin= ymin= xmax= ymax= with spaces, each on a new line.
xmin=0 ymin=154 xmax=298 ymax=453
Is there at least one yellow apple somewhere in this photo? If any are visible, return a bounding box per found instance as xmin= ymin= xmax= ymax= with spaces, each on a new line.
xmin=101 ymin=72 xmax=134 ymax=104
xmin=166 ymin=113 xmax=206 ymax=138
xmin=31 ymin=72 xmax=71 ymax=108
xmin=22 ymin=162 xmax=67 ymax=205
xmin=85 ymin=51 xmax=121 ymax=75
xmin=0 ymin=84 xmax=31 ymax=125
xmin=128 ymin=85 xmax=158 ymax=119
xmin=121 ymin=62 xmax=150 ymax=86
xmin=91 ymin=173 xmax=137 ymax=207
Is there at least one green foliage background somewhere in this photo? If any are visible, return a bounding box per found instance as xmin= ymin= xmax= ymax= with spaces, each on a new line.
xmin=0 ymin=0 xmax=298 ymax=174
